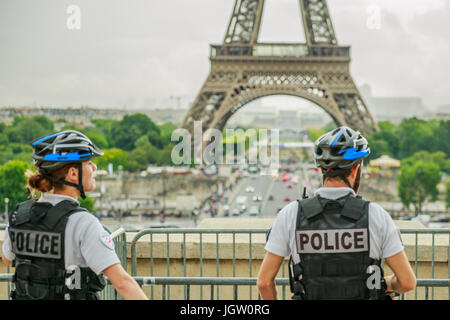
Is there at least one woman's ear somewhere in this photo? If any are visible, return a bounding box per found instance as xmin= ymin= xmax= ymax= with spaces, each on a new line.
xmin=65 ymin=166 xmax=79 ymax=183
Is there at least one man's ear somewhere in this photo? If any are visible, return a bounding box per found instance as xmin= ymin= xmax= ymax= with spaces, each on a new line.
xmin=350 ymin=164 xmax=360 ymax=180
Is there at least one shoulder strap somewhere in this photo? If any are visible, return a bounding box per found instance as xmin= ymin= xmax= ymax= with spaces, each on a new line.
xmin=295 ymin=196 xmax=323 ymax=231
xmin=341 ymin=195 xmax=370 ymax=221
xmin=9 ymin=199 xmax=35 ymax=226
xmin=41 ymin=200 xmax=87 ymax=229
xmin=299 ymin=197 xmax=323 ymax=219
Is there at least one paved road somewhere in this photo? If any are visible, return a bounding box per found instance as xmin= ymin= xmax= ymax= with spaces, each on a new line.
xmin=226 ymin=169 xmax=319 ymax=218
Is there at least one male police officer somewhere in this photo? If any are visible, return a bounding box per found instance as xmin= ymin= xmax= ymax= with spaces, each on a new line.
xmin=257 ymin=126 xmax=416 ymax=300
xmin=2 ymin=130 xmax=147 ymax=300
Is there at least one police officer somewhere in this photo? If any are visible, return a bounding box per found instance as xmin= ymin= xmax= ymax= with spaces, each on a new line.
xmin=1 ymin=130 xmax=148 ymax=300
xmin=257 ymin=126 xmax=416 ymax=300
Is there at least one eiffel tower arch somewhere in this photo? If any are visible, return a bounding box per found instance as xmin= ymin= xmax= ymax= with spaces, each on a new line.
xmin=181 ymin=0 xmax=379 ymax=136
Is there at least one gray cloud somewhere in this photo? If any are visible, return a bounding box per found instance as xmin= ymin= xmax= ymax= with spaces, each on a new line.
xmin=0 ymin=0 xmax=448 ymax=109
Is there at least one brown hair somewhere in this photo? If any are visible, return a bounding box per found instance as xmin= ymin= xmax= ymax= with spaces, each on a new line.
xmin=27 ymin=164 xmax=76 ymax=193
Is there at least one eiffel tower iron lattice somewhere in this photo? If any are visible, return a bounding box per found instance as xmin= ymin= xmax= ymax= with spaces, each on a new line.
xmin=181 ymin=0 xmax=379 ymax=136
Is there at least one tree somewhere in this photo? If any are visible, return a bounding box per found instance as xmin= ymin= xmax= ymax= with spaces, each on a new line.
xmin=94 ymin=148 xmax=129 ymax=172
xmin=128 ymin=136 xmax=159 ymax=169
xmin=0 ymin=160 xmax=30 ymax=212
xmin=446 ymin=180 xmax=450 ymax=210
xmin=397 ymin=117 xmax=434 ymax=159
xmin=79 ymin=195 xmax=96 ymax=213
xmin=407 ymin=151 xmax=449 ymax=174
xmin=371 ymin=121 xmax=400 ymax=158
xmin=31 ymin=116 xmax=54 ymax=132
xmin=306 ymin=128 xmax=325 ymax=143
xmin=110 ymin=113 xmax=160 ymax=151
xmin=365 ymin=138 xmax=390 ymax=163
xmin=84 ymin=131 xmax=109 ymax=149
xmin=6 ymin=117 xmax=51 ymax=144
xmin=398 ymin=158 xmax=442 ymax=215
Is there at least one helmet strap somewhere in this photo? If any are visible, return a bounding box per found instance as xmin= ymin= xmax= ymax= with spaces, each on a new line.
xmin=40 ymin=163 xmax=86 ymax=199
xmin=352 ymin=165 xmax=362 ymax=193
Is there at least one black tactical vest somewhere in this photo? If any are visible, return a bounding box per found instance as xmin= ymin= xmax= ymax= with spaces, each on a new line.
xmin=8 ymin=199 xmax=106 ymax=300
xmin=289 ymin=194 xmax=387 ymax=300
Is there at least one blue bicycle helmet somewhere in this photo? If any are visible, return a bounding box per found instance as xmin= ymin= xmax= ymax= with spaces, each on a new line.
xmin=313 ymin=126 xmax=370 ymax=190
xmin=30 ymin=130 xmax=104 ymax=199
xmin=314 ymin=126 xmax=370 ymax=170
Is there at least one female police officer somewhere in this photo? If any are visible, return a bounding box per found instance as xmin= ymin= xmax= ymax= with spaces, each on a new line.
xmin=2 ymin=130 xmax=147 ymax=300
xmin=257 ymin=126 xmax=416 ymax=300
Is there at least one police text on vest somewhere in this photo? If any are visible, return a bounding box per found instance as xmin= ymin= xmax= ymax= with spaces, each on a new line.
xmin=295 ymin=228 xmax=368 ymax=254
xmin=9 ymin=228 xmax=62 ymax=259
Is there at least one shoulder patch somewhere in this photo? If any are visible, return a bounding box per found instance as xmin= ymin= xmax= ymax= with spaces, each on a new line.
xmin=99 ymin=231 xmax=115 ymax=251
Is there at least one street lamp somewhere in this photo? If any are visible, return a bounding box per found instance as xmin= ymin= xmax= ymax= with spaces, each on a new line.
xmin=4 ymin=197 xmax=9 ymax=221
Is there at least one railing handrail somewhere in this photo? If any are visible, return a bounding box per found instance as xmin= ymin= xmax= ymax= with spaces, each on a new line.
xmin=1 ymin=273 xmax=448 ymax=289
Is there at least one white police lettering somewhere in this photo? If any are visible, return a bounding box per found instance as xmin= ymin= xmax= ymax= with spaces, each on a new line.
xmin=295 ymin=228 xmax=368 ymax=254
xmin=9 ymin=228 xmax=62 ymax=259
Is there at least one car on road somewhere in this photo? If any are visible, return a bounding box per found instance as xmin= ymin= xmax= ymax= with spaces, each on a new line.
xmin=430 ymin=214 xmax=450 ymax=222
xmin=253 ymin=195 xmax=262 ymax=202
xmin=286 ymin=184 xmax=294 ymax=188
xmin=268 ymin=195 xmax=274 ymax=201
xmin=284 ymin=196 xmax=291 ymax=202
xmin=232 ymin=207 xmax=240 ymax=216
xmin=246 ymin=186 xmax=255 ymax=193
xmin=249 ymin=206 xmax=259 ymax=216
xmin=240 ymin=204 xmax=247 ymax=213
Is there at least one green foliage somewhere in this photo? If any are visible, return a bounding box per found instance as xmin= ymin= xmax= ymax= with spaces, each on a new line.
xmin=110 ymin=113 xmax=160 ymax=151
xmin=83 ymin=131 xmax=109 ymax=149
xmin=1 ymin=113 xmax=180 ymax=173
xmin=157 ymin=144 xmax=175 ymax=166
xmin=397 ymin=117 xmax=435 ymax=159
xmin=446 ymin=180 xmax=450 ymax=210
xmin=322 ymin=121 xmax=337 ymax=132
xmin=6 ymin=117 xmax=53 ymax=144
xmin=398 ymin=154 xmax=442 ymax=214
xmin=306 ymin=128 xmax=326 ymax=143
xmin=31 ymin=116 xmax=54 ymax=132
xmin=0 ymin=143 xmax=33 ymax=166
xmin=94 ymin=148 xmax=129 ymax=171
xmin=79 ymin=195 xmax=96 ymax=213
xmin=0 ymin=160 xmax=30 ymax=212
xmin=127 ymin=136 xmax=159 ymax=170
xmin=366 ymin=119 xmax=449 ymax=163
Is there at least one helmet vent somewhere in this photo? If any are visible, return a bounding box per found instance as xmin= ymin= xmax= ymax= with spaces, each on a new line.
xmin=346 ymin=129 xmax=352 ymax=136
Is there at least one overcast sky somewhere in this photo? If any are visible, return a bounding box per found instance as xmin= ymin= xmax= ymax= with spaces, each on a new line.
xmin=0 ymin=0 xmax=449 ymax=111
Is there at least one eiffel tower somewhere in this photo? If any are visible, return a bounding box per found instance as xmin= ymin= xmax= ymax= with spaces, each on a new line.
xmin=181 ymin=0 xmax=378 ymax=135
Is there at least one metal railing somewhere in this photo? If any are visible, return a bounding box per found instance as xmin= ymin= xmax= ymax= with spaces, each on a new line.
xmin=99 ymin=227 xmax=127 ymax=300
xmin=210 ymin=43 xmax=350 ymax=59
xmin=131 ymin=277 xmax=450 ymax=301
xmin=131 ymin=228 xmax=274 ymax=300
xmin=129 ymin=227 xmax=450 ymax=300
xmin=1 ymin=225 xmax=449 ymax=300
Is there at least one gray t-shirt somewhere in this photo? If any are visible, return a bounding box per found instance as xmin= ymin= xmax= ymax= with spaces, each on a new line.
xmin=2 ymin=193 xmax=120 ymax=275
xmin=265 ymin=187 xmax=404 ymax=264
